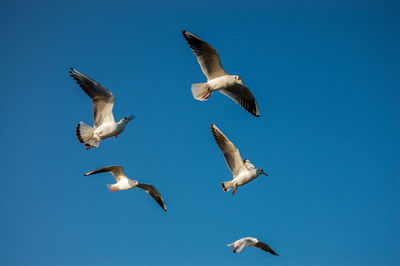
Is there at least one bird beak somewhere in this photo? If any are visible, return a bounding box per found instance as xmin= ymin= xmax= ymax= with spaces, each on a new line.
xmin=128 ymin=115 xmax=135 ymax=121
xmin=263 ymin=171 xmax=268 ymax=176
xmin=240 ymin=80 xmax=245 ymax=86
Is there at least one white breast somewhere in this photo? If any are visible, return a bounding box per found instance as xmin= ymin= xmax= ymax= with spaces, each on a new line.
xmin=207 ymin=75 xmax=236 ymax=91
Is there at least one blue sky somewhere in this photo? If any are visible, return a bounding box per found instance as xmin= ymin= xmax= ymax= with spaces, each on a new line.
xmin=0 ymin=0 xmax=399 ymax=265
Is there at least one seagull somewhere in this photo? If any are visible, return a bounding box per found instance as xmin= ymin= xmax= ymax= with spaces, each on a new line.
xmin=227 ymin=237 xmax=279 ymax=255
xmin=182 ymin=30 xmax=260 ymax=117
xmin=211 ymin=123 xmax=268 ymax=195
xmin=84 ymin=165 xmax=167 ymax=212
xmin=70 ymin=68 xmax=135 ymax=149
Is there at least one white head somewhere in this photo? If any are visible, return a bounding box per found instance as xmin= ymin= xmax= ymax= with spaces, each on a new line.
xmin=120 ymin=115 xmax=135 ymax=126
xmin=233 ymin=75 xmax=245 ymax=86
xmin=128 ymin=179 xmax=139 ymax=187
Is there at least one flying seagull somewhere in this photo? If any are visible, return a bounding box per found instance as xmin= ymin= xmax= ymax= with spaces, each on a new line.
xmin=182 ymin=30 xmax=260 ymax=117
xmin=211 ymin=123 xmax=268 ymax=195
xmin=84 ymin=165 xmax=167 ymax=212
xmin=70 ymin=68 xmax=135 ymax=149
xmin=227 ymin=237 xmax=279 ymax=255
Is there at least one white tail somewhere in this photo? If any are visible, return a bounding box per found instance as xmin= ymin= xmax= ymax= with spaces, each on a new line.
xmin=221 ymin=180 xmax=234 ymax=192
xmin=191 ymin=83 xmax=211 ymax=101
xmin=76 ymin=121 xmax=94 ymax=143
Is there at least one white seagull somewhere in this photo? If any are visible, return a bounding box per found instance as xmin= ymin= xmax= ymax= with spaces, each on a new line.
xmin=227 ymin=237 xmax=279 ymax=255
xmin=182 ymin=30 xmax=260 ymax=117
xmin=211 ymin=123 xmax=268 ymax=195
xmin=70 ymin=68 xmax=135 ymax=149
xmin=85 ymin=165 xmax=167 ymax=212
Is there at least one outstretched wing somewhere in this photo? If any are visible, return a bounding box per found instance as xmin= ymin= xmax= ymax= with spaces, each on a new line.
xmin=211 ymin=124 xmax=247 ymax=177
xmin=84 ymin=165 xmax=127 ymax=182
xmin=182 ymin=30 xmax=228 ymax=80
xmin=220 ymin=84 xmax=260 ymax=117
xmin=254 ymin=241 xmax=279 ymax=256
xmin=70 ymin=68 xmax=115 ymax=127
xmin=137 ymin=183 xmax=167 ymax=212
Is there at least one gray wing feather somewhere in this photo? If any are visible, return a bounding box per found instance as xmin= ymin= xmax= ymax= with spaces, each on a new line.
xmin=70 ymin=68 xmax=115 ymax=127
xmin=182 ymin=30 xmax=228 ymax=80
xmin=84 ymin=165 xmax=126 ymax=182
xmin=211 ymin=124 xmax=246 ymax=177
xmin=220 ymin=84 xmax=260 ymax=117
xmin=137 ymin=183 xmax=167 ymax=212
xmin=254 ymin=241 xmax=279 ymax=256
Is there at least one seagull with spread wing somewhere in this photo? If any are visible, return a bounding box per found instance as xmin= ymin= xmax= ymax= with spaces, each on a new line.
xmin=84 ymin=165 xmax=167 ymax=212
xmin=182 ymin=30 xmax=260 ymax=117
xmin=70 ymin=68 xmax=135 ymax=149
xmin=227 ymin=237 xmax=279 ymax=255
xmin=211 ymin=123 xmax=268 ymax=195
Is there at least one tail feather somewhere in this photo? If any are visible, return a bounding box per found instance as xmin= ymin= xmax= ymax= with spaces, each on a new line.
xmin=191 ymin=83 xmax=211 ymax=101
xmin=76 ymin=121 xmax=94 ymax=143
xmin=222 ymin=181 xmax=234 ymax=192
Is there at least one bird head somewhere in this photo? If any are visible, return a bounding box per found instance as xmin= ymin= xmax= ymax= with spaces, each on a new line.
xmin=257 ymin=168 xmax=268 ymax=176
xmin=122 ymin=115 xmax=135 ymax=124
xmin=234 ymin=75 xmax=245 ymax=86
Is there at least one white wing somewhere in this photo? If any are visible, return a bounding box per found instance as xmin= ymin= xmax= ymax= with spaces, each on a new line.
xmin=211 ymin=124 xmax=247 ymax=177
xmin=183 ymin=30 xmax=228 ymax=80
xmin=70 ymin=68 xmax=116 ymax=127
xmin=220 ymin=84 xmax=260 ymax=117
xmin=84 ymin=165 xmax=127 ymax=182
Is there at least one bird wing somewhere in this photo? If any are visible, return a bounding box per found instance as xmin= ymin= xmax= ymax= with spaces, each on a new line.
xmin=243 ymin=159 xmax=255 ymax=170
xmin=84 ymin=165 xmax=127 ymax=182
xmin=70 ymin=68 xmax=115 ymax=127
xmin=211 ymin=124 xmax=247 ymax=177
xmin=220 ymin=84 xmax=260 ymax=117
xmin=182 ymin=30 xmax=228 ymax=80
xmin=254 ymin=241 xmax=279 ymax=256
xmin=136 ymin=183 xmax=167 ymax=212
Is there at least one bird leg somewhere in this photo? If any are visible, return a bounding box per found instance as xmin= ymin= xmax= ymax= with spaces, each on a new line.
xmin=232 ymin=185 xmax=238 ymax=195
xmin=115 ymin=134 xmax=119 ymax=139
xmin=86 ymin=144 xmax=95 ymax=150
xmin=202 ymin=89 xmax=211 ymax=100
xmin=110 ymin=188 xmax=119 ymax=192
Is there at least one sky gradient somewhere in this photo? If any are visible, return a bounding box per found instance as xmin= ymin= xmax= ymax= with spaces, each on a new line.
xmin=0 ymin=0 xmax=399 ymax=265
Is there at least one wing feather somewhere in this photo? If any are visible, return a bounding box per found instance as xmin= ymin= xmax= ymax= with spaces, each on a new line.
xmin=254 ymin=241 xmax=279 ymax=256
xmin=84 ymin=165 xmax=127 ymax=182
xmin=182 ymin=30 xmax=227 ymax=80
xmin=70 ymin=68 xmax=115 ymax=127
xmin=211 ymin=124 xmax=246 ymax=177
xmin=220 ymin=84 xmax=260 ymax=117
xmin=137 ymin=183 xmax=167 ymax=212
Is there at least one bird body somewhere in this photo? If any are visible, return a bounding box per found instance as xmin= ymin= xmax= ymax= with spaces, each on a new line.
xmin=84 ymin=166 xmax=167 ymax=211
xmin=183 ymin=30 xmax=260 ymax=116
xmin=70 ymin=68 xmax=134 ymax=149
xmin=211 ymin=123 xmax=267 ymax=195
xmin=227 ymin=237 xmax=279 ymax=255
xmin=207 ymin=75 xmax=239 ymax=91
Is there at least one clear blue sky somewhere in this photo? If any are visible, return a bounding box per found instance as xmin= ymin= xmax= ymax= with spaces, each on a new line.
xmin=0 ymin=0 xmax=399 ymax=265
